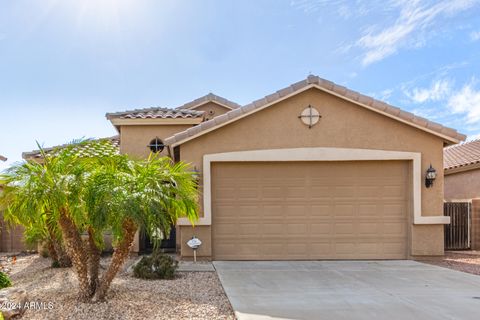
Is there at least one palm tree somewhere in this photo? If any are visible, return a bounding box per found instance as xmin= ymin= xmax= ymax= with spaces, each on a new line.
xmin=0 ymin=140 xmax=199 ymax=302
xmin=83 ymin=154 xmax=198 ymax=300
xmin=0 ymin=143 xmax=92 ymax=300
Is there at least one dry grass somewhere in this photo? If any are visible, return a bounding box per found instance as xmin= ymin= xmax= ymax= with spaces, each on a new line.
xmin=1 ymin=254 xmax=234 ymax=320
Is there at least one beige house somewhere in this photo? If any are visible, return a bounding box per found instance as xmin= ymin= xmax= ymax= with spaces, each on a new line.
xmin=22 ymin=75 xmax=466 ymax=260
xmin=107 ymin=75 xmax=464 ymax=260
xmin=444 ymin=140 xmax=480 ymax=249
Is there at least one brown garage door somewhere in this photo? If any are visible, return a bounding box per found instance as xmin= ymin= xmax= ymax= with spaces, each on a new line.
xmin=212 ymin=161 xmax=409 ymax=260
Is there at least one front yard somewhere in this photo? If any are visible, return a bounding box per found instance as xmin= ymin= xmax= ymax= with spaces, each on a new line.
xmin=419 ymin=251 xmax=480 ymax=276
xmin=1 ymin=254 xmax=234 ymax=320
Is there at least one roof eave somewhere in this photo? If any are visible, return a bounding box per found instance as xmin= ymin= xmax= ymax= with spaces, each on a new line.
xmin=165 ymin=83 xmax=465 ymax=147
xmin=110 ymin=118 xmax=203 ymax=126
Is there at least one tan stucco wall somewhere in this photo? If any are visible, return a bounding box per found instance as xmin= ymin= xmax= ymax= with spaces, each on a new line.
xmin=179 ymin=87 xmax=446 ymax=258
xmin=120 ymin=124 xmax=194 ymax=159
xmin=119 ymin=124 xmax=196 ymax=252
xmin=444 ymin=168 xmax=480 ymax=201
xmin=191 ymin=102 xmax=231 ymax=121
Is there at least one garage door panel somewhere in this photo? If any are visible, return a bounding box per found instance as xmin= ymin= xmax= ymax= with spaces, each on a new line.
xmin=212 ymin=161 xmax=408 ymax=260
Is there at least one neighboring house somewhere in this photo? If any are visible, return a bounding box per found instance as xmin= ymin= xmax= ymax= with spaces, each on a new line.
xmin=1 ymin=154 xmax=27 ymax=252
xmin=444 ymin=140 xmax=480 ymax=249
xmin=23 ymin=75 xmax=466 ymax=260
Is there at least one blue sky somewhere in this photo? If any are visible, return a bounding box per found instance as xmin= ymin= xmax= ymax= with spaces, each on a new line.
xmin=1 ymin=0 xmax=480 ymax=170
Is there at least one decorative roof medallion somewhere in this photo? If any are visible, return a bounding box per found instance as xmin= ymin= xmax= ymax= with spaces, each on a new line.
xmin=298 ymin=105 xmax=321 ymax=128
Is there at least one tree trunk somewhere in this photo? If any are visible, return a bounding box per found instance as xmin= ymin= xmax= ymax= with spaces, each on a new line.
xmin=47 ymin=223 xmax=71 ymax=267
xmin=58 ymin=209 xmax=91 ymax=302
xmin=94 ymin=219 xmax=137 ymax=301
xmin=56 ymin=242 xmax=72 ymax=267
xmin=87 ymin=227 xmax=101 ymax=296
xmin=46 ymin=239 xmax=59 ymax=265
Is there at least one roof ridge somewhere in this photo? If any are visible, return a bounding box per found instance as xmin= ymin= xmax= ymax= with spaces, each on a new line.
xmin=176 ymin=93 xmax=241 ymax=110
xmin=164 ymin=75 xmax=466 ymax=147
xmin=445 ymin=138 xmax=480 ymax=150
xmin=23 ymin=136 xmax=120 ymax=159
xmin=106 ymin=106 xmax=204 ymax=119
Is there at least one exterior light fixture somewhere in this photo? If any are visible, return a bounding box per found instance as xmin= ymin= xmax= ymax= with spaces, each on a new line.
xmin=192 ymin=166 xmax=201 ymax=181
xmin=425 ymin=164 xmax=437 ymax=188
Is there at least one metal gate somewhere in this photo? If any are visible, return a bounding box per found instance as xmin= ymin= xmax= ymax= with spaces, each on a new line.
xmin=444 ymin=202 xmax=471 ymax=250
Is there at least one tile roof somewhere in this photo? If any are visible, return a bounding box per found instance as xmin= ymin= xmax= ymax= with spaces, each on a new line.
xmin=0 ymin=155 xmax=6 ymax=162
xmin=106 ymin=107 xmax=204 ymax=120
xmin=165 ymin=75 xmax=466 ymax=147
xmin=23 ymin=136 xmax=120 ymax=160
xmin=444 ymin=139 xmax=480 ymax=171
xmin=176 ymin=93 xmax=241 ymax=110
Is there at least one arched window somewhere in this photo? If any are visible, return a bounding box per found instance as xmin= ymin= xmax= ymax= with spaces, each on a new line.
xmin=148 ymin=137 xmax=164 ymax=153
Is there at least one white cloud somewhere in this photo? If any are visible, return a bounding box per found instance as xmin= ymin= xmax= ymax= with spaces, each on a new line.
xmin=470 ymin=30 xmax=480 ymax=41
xmin=405 ymin=79 xmax=451 ymax=103
xmin=357 ymin=0 xmax=478 ymax=65
xmin=448 ymin=79 xmax=480 ymax=124
xmin=467 ymin=133 xmax=480 ymax=141
xmin=379 ymin=89 xmax=394 ymax=100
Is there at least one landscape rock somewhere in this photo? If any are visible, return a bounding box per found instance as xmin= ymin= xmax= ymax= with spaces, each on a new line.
xmin=0 ymin=288 xmax=28 ymax=319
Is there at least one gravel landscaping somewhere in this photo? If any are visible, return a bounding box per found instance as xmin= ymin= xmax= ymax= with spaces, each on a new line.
xmin=418 ymin=251 xmax=480 ymax=276
xmin=0 ymin=254 xmax=234 ymax=320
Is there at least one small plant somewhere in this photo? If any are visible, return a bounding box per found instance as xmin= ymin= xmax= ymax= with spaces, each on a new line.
xmin=133 ymin=251 xmax=178 ymax=280
xmin=0 ymin=271 xmax=12 ymax=289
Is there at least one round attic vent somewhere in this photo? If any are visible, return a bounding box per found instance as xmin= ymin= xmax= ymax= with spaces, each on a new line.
xmin=148 ymin=138 xmax=165 ymax=153
xmin=298 ymin=105 xmax=321 ymax=128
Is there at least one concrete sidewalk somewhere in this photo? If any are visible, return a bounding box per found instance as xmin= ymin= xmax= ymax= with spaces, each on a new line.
xmin=214 ymin=260 xmax=480 ymax=320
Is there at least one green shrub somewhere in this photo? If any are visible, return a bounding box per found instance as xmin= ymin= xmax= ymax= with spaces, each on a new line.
xmin=0 ymin=272 xmax=12 ymax=289
xmin=133 ymin=252 xmax=178 ymax=280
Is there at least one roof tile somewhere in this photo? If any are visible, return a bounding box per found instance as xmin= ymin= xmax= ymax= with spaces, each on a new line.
xmin=357 ymin=95 xmax=374 ymax=106
xmin=444 ymin=139 xmax=480 ymax=170
xmin=164 ymin=75 xmax=466 ymax=146
xmin=176 ymin=93 xmax=241 ymax=110
xmin=23 ymin=136 xmax=120 ymax=160
xmin=332 ymin=84 xmax=348 ymax=95
xmin=398 ymin=110 xmax=415 ymax=122
xmin=106 ymin=107 xmax=204 ymax=120
xmin=412 ymin=116 xmax=429 ymax=127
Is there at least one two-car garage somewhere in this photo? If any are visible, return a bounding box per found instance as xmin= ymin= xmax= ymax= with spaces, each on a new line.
xmin=211 ymin=161 xmax=409 ymax=260
xmin=170 ymin=77 xmax=464 ymax=259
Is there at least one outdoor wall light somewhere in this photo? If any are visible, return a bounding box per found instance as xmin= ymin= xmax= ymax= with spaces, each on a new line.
xmin=192 ymin=167 xmax=201 ymax=181
xmin=425 ymin=164 xmax=437 ymax=188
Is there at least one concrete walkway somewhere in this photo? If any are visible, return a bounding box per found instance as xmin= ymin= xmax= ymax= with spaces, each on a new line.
xmin=214 ymin=260 xmax=480 ymax=320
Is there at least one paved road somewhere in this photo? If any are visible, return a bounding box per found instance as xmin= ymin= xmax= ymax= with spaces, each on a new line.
xmin=214 ymin=260 xmax=480 ymax=320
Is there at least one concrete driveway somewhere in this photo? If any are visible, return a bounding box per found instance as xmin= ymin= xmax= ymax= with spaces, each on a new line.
xmin=214 ymin=261 xmax=480 ymax=320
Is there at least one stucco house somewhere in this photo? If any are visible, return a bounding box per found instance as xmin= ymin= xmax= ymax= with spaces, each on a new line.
xmin=21 ymin=75 xmax=466 ymax=260
xmin=444 ymin=140 xmax=480 ymax=249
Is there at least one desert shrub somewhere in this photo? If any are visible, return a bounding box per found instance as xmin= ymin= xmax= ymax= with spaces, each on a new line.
xmin=0 ymin=272 xmax=12 ymax=289
xmin=133 ymin=252 xmax=178 ymax=280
